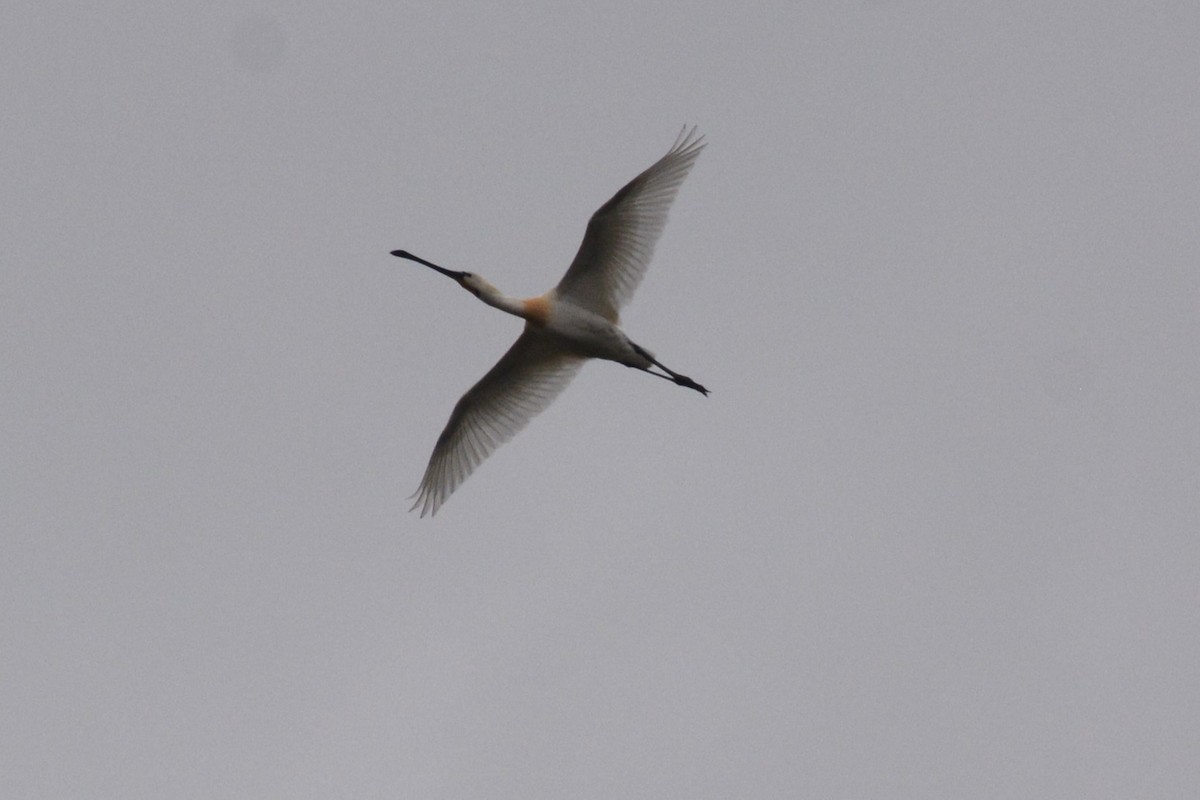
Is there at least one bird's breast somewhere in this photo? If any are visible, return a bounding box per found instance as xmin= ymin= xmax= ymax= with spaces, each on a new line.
xmin=520 ymin=295 xmax=552 ymax=327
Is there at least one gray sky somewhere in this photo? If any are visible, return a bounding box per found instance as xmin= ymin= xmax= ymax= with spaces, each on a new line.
xmin=4 ymin=2 xmax=1198 ymax=797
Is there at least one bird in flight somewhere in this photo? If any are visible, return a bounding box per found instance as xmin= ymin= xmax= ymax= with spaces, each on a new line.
xmin=394 ymin=127 xmax=707 ymax=516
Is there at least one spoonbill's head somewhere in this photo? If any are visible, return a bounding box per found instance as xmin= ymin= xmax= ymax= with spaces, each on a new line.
xmin=458 ymin=272 xmax=498 ymax=299
xmin=392 ymin=250 xmax=500 ymax=302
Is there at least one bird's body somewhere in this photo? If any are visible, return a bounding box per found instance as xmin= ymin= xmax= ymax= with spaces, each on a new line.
xmin=527 ymin=297 xmax=644 ymax=365
xmin=394 ymin=127 xmax=707 ymax=516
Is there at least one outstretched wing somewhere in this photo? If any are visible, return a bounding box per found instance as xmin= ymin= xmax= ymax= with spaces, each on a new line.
xmin=411 ymin=329 xmax=583 ymax=517
xmin=554 ymin=127 xmax=705 ymax=322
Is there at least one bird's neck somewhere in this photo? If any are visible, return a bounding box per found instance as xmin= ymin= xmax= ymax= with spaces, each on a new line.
xmin=478 ymin=287 xmax=552 ymax=326
xmin=477 ymin=287 xmax=527 ymax=318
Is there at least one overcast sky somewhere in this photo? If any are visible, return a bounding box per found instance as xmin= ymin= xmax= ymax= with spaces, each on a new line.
xmin=4 ymin=2 xmax=1198 ymax=797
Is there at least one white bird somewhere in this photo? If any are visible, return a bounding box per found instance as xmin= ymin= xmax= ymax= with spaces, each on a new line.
xmin=394 ymin=127 xmax=707 ymax=516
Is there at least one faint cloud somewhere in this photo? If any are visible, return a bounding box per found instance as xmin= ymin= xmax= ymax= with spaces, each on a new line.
xmin=227 ymin=13 xmax=287 ymax=74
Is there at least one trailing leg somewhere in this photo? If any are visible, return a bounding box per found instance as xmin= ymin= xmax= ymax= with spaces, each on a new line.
xmin=630 ymin=342 xmax=709 ymax=396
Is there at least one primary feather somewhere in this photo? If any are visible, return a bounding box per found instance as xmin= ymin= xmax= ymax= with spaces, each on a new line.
xmin=555 ymin=126 xmax=705 ymax=321
xmin=411 ymin=330 xmax=582 ymax=516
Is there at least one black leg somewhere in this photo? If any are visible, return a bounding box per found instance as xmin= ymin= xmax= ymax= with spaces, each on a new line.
xmin=630 ymin=343 xmax=709 ymax=396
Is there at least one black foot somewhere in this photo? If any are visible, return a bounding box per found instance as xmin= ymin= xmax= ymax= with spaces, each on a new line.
xmin=674 ymin=375 xmax=709 ymax=396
